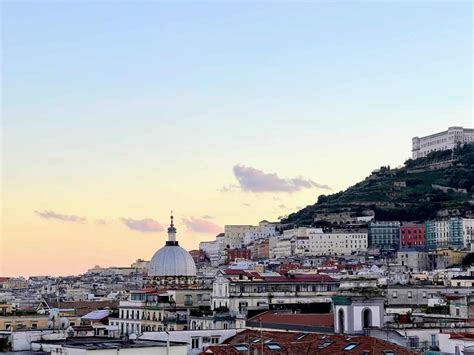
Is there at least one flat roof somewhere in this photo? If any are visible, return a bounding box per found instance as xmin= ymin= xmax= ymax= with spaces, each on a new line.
xmin=37 ymin=337 xmax=187 ymax=350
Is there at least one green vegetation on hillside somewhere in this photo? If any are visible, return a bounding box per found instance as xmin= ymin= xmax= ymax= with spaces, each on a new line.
xmin=282 ymin=144 xmax=474 ymax=226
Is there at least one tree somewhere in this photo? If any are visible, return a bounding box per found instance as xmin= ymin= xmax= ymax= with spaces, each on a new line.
xmin=462 ymin=253 xmax=474 ymax=267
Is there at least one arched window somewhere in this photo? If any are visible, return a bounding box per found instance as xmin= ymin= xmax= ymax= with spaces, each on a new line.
xmin=363 ymin=308 xmax=372 ymax=329
xmin=338 ymin=308 xmax=345 ymax=334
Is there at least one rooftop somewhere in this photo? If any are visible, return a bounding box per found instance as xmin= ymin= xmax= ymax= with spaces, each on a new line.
xmin=221 ymin=270 xmax=337 ymax=283
xmin=248 ymin=311 xmax=334 ymax=328
xmin=37 ymin=337 xmax=187 ymax=350
xmin=200 ymin=329 xmax=417 ymax=354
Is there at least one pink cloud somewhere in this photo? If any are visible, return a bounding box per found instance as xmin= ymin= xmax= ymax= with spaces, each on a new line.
xmin=182 ymin=217 xmax=222 ymax=234
xmin=121 ymin=218 xmax=164 ymax=233
xmin=34 ymin=210 xmax=86 ymax=223
xmin=232 ymin=165 xmax=330 ymax=193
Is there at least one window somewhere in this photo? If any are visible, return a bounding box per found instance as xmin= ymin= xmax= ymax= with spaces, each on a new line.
xmin=319 ymin=341 xmax=334 ymax=349
xmin=233 ymin=344 xmax=249 ymax=352
xmin=392 ymin=291 xmax=397 ymax=298
xmin=408 ymin=291 xmax=412 ymax=299
xmin=383 ymin=351 xmax=395 ymax=355
xmin=184 ymin=295 xmax=193 ymax=306
xmin=422 ymin=292 xmax=427 ymax=298
xmin=211 ymin=337 xmax=220 ymax=344
xmin=191 ymin=338 xmax=199 ymax=349
xmin=266 ymin=343 xmax=282 ymax=350
xmin=343 ymin=343 xmax=360 ymax=351
xmin=202 ymin=337 xmax=210 ymax=343
xmin=295 ymin=333 xmax=308 ymax=341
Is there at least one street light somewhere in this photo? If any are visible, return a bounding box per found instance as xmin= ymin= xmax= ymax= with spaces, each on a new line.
xmin=165 ymin=330 xmax=170 ymax=355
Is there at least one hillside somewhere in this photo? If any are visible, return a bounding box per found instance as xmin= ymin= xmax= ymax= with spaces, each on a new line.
xmin=282 ymin=143 xmax=474 ymax=226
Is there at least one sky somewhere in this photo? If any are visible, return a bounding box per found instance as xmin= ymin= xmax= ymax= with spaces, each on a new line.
xmin=1 ymin=1 xmax=473 ymax=277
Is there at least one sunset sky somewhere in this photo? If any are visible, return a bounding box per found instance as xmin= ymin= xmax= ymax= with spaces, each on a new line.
xmin=2 ymin=1 xmax=472 ymax=277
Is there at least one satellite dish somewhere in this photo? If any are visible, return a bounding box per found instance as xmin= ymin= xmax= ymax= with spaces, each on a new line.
xmin=66 ymin=326 xmax=75 ymax=337
xmin=59 ymin=317 xmax=69 ymax=329
xmin=48 ymin=309 xmax=59 ymax=320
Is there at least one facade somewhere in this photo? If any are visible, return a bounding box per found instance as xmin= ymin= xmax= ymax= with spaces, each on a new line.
xmin=412 ymin=126 xmax=474 ymax=159
xmin=199 ymin=237 xmax=226 ymax=266
xmin=142 ymin=329 xmax=240 ymax=354
xmin=111 ymin=288 xmax=211 ymax=335
xmin=397 ymin=250 xmax=430 ymax=273
xmin=368 ymin=221 xmax=401 ymax=251
xmin=385 ymin=286 xmax=474 ymax=307
xmin=189 ymin=314 xmax=246 ymax=332
xmin=211 ymin=270 xmax=339 ymax=316
xmin=332 ymin=296 xmax=384 ymax=334
xmin=270 ymin=227 xmax=368 ymax=258
xmin=224 ymin=221 xmax=278 ymax=249
xmin=226 ymin=249 xmax=251 ymax=263
xmin=254 ymin=239 xmax=269 ymax=259
xmin=450 ymin=275 xmax=474 ymax=288
xmin=189 ymin=250 xmax=206 ymax=263
xmin=425 ymin=218 xmax=465 ymax=250
xmin=270 ymin=236 xmax=292 ymax=259
xmin=463 ymin=218 xmax=474 ymax=247
xmin=425 ymin=220 xmax=448 ymax=249
xmin=448 ymin=217 xmax=464 ymax=248
xmin=400 ymin=223 xmax=425 ymax=249
xmin=293 ymin=229 xmax=368 ymax=256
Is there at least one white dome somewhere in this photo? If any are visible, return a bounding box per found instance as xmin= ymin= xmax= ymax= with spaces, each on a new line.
xmin=148 ymin=245 xmax=197 ymax=277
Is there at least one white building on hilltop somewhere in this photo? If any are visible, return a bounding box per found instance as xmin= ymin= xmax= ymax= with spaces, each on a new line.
xmin=224 ymin=221 xmax=279 ymax=249
xmin=286 ymin=227 xmax=368 ymax=257
xmin=412 ymin=126 xmax=474 ymax=159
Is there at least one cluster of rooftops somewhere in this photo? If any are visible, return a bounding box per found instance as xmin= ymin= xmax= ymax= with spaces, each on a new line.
xmin=199 ymin=329 xmax=417 ymax=354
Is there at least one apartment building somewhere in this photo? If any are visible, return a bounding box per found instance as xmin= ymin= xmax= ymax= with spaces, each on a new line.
xmin=211 ymin=269 xmax=339 ymax=316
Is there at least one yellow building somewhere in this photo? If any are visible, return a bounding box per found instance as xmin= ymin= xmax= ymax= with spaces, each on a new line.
xmin=0 ymin=304 xmax=13 ymax=316
xmin=0 ymin=315 xmax=49 ymax=330
xmin=436 ymin=248 xmax=469 ymax=266
xmin=0 ymin=313 xmax=81 ymax=331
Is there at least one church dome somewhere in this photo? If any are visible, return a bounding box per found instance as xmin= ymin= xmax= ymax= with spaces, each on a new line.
xmin=148 ymin=245 xmax=197 ymax=277
xmin=147 ymin=213 xmax=197 ymax=278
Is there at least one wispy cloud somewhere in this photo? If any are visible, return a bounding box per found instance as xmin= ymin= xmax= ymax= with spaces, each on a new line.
xmin=202 ymin=215 xmax=214 ymax=220
xmin=278 ymin=204 xmax=287 ymax=209
xmin=121 ymin=218 xmax=164 ymax=233
xmin=232 ymin=165 xmax=331 ymax=193
xmin=34 ymin=210 xmax=86 ymax=223
xmin=182 ymin=217 xmax=222 ymax=234
xmin=95 ymin=219 xmax=108 ymax=226
xmin=218 ymin=184 xmax=239 ymax=192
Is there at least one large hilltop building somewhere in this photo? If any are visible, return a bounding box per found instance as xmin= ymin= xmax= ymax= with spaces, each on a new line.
xmin=412 ymin=126 xmax=474 ymax=159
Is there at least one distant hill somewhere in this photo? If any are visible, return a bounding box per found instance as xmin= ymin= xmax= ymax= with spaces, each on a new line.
xmin=282 ymin=143 xmax=474 ymax=226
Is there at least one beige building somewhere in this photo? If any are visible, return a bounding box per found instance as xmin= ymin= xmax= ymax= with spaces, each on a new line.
xmin=0 ymin=314 xmax=80 ymax=331
xmin=111 ymin=288 xmax=211 ymax=335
